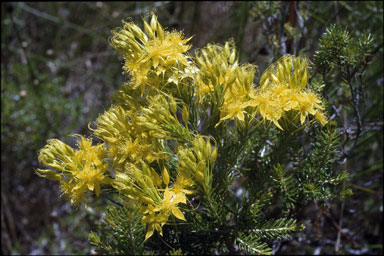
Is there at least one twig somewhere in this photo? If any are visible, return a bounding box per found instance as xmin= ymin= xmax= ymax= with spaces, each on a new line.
xmin=18 ymin=3 xmax=100 ymax=38
xmin=9 ymin=13 xmax=36 ymax=82
xmin=335 ymin=182 xmax=346 ymax=252
xmin=340 ymin=76 xmax=363 ymax=159
xmin=347 ymin=183 xmax=381 ymax=196
xmin=1 ymin=192 xmax=17 ymax=253
xmin=317 ymin=202 xmax=360 ymax=248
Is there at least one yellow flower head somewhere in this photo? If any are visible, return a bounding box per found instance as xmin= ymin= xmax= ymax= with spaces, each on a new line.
xmin=36 ymin=135 xmax=111 ymax=206
xmin=259 ymin=55 xmax=308 ymax=91
xmin=141 ymin=187 xmax=187 ymax=240
xmin=153 ymin=187 xmax=187 ymax=220
xmin=249 ymin=55 xmax=328 ymax=130
xmin=110 ymin=13 xmax=192 ymax=94
xmin=194 ymin=41 xmax=258 ymax=127
xmin=93 ymin=105 xmax=167 ymax=169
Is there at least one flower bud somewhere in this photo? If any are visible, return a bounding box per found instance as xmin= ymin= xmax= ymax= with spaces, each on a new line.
xmin=150 ymin=14 xmax=157 ymax=31
xmin=196 ymin=171 xmax=205 ymax=183
xmin=142 ymin=196 xmax=155 ymax=205
xmin=229 ymin=50 xmax=236 ymax=65
xmin=270 ymin=73 xmax=280 ymax=84
xmin=182 ymin=105 xmax=189 ymax=126
xmin=224 ymin=42 xmax=230 ymax=57
xmin=151 ymin=168 xmax=162 ymax=186
xmin=211 ymin=146 xmax=218 ymax=163
xmin=157 ymin=24 xmax=165 ymax=40
xmin=130 ymin=24 xmax=144 ymax=40
xmin=300 ymin=69 xmax=308 ymax=89
xmin=143 ymin=19 xmax=155 ymax=39
xmin=170 ymin=96 xmax=177 ymax=115
xmin=162 ymin=167 xmax=170 ymax=186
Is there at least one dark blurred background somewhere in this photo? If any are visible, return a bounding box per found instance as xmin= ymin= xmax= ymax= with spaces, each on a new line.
xmin=1 ymin=2 xmax=382 ymax=255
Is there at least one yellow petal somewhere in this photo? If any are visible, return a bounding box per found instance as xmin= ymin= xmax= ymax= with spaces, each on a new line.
xmin=87 ymin=182 xmax=94 ymax=191
xmin=171 ymin=207 xmax=186 ymax=221
xmin=237 ymin=110 xmax=245 ymax=122
xmin=273 ymin=119 xmax=284 ymax=130
xmin=219 ymin=112 xmax=235 ymax=122
xmin=173 ymin=192 xmax=187 ymax=204
xmin=163 ymin=188 xmax=171 ymax=202
xmin=155 ymin=223 xmax=163 ymax=236
xmin=316 ymin=112 xmax=328 ymax=126
xmin=153 ymin=56 xmax=159 ymax=68
xmin=35 ymin=169 xmax=62 ymax=181
xmin=145 ymin=224 xmax=155 ymax=240
xmin=300 ymin=112 xmax=306 ymax=125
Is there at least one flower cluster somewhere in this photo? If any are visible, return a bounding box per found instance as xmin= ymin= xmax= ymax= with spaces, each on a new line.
xmin=37 ymin=136 xmax=112 ymax=206
xmin=194 ymin=45 xmax=327 ymax=131
xmin=37 ymin=13 xmax=328 ymax=242
xmin=110 ymin=13 xmax=192 ymax=95
xmin=111 ymin=134 xmax=216 ymax=240
xmin=248 ymin=55 xmax=327 ymax=130
xmin=194 ymin=41 xmax=257 ymax=126
xmin=112 ymin=161 xmax=190 ymax=240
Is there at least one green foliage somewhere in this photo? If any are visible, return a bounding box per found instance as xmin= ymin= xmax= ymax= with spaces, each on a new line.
xmin=250 ymin=1 xmax=281 ymax=22
xmin=236 ymin=234 xmax=273 ymax=255
xmin=314 ymin=24 xmax=374 ymax=77
xmin=296 ymin=123 xmax=349 ymax=202
xmin=89 ymin=202 xmax=145 ymax=255
xmin=166 ymin=248 xmax=185 ymax=256
xmin=252 ymin=218 xmax=304 ymax=241
xmin=234 ymin=218 xmax=304 ymax=254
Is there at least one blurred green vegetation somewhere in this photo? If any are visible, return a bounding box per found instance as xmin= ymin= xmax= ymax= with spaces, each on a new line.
xmin=1 ymin=1 xmax=382 ymax=255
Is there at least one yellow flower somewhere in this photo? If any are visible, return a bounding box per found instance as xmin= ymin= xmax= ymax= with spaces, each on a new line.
xmin=195 ymin=41 xmax=258 ymax=127
xmin=172 ymin=175 xmax=195 ymax=195
xmin=37 ymin=136 xmax=112 ymax=206
xmin=141 ymin=187 xmax=187 ymax=240
xmin=315 ymin=111 xmax=328 ymax=126
xmin=153 ymin=188 xmax=187 ymax=221
xmin=249 ymin=55 xmax=327 ymax=130
xmin=294 ymin=92 xmax=323 ymax=125
xmin=110 ymin=13 xmax=192 ymax=94
xmin=249 ymin=90 xmax=284 ymax=130
xmin=141 ymin=31 xmax=191 ymax=69
xmin=93 ymin=105 xmax=167 ymax=168
xmin=141 ymin=208 xmax=169 ymax=240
